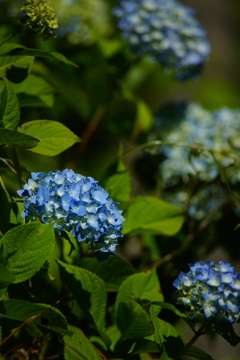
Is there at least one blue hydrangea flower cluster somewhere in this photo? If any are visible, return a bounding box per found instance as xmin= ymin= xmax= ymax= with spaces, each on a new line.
xmin=17 ymin=170 xmax=125 ymax=259
xmin=113 ymin=0 xmax=210 ymax=80
xmin=173 ymin=261 xmax=240 ymax=324
xmin=147 ymin=102 xmax=240 ymax=219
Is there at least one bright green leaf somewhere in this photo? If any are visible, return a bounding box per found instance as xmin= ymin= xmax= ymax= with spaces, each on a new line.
xmin=0 ymin=44 xmax=33 ymax=78
xmin=12 ymin=74 xmax=55 ymax=108
xmin=105 ymin=159 xmax=131 ymax=202
xmin=123 ymin=196 xmax=184 ymax=236
xmin=115 ymin=267 xmax=163 ymax=317
xmin=0 ymin=222 xmax=55 ymax=283
xmin=0 ymin=127 xmax=39 ymax=149
xmin=64 ymin=325 xmax=103 ymax=360
xmin=135 ymin=99 xmax=153 ymax=132
xmin=18 ymin=120 xmax=81 ymax=156
xmin=56 ymin=260 xmax=107 ymax=331
xmin=0 ymin=76 xmax=20 ymax=130
xmin=1 ymin=47 xmax=78 ymax=68
xmin=77 ymin=256 xmax=135 ymax=292
xmin=0 ymin=299 xmax=69 ymax=334
xmin=117 ymin=301 xmax=153 ymax=340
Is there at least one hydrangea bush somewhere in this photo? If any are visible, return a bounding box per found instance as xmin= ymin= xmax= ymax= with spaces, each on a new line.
xmin=1 ymin=0 xmax=240 ymax=359
xmin=113 ymin=0 xmax=211 ymax=80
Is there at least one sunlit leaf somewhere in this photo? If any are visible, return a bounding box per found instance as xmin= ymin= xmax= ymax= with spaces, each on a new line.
xmin=18 ymin=120 xmax=81 ymax=156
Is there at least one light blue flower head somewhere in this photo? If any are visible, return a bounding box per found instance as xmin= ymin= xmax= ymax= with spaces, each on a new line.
xmin=173 ymin=261 xmax=240 ymax=323
xmin=17 ymin=169 xmax=125 ymax=260
xmin=113 ymin=0 xmax=210 ymax=80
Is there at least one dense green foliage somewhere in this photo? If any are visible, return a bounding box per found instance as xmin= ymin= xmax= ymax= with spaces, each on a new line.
xmin=0 ymin=1 xmax=240 ymax=360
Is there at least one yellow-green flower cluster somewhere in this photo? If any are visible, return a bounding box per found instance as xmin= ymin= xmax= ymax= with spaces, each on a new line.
xmin=21 ymin=0 xmax=58 ymax=40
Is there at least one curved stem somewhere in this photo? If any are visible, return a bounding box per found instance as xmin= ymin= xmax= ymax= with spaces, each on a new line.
xmin=175 ymin=324 xmax=205 ymax=360
xmin=122 ymin=140 xmax=239 ymax=164
xmin=0 ymin=33 xmax=16 ymax=47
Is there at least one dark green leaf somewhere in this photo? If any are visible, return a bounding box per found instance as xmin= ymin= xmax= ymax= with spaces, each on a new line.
xmin=0 ymin=175 xmax=11 ymax=232
xmin=0 ymin=76 xmax=20 ymax=130
xmin=185 ymin=346 xmax=214 ymax=360
xmin=123 ymin=196 xmax=184 ymax=236
xmin=0 ymin=128 xmax=39 ymax=149
xmin=64 ymin=325 xmax=103 ymax=360
xmin=115 ymin=268 xmax=163 ymax=317
xmin=0 ymin=222 xmax=55 ymax=283
xmin=1 ymin=47 xmax=78 ymax=67
xmin=6 ymin=66 xmax=29 ymax=83
xmin=149 ymin=306 xmax=184 ymax=358
xmin=18 ymin=120 xmax=81 ymax=155
xmin=10 ymin=199 xmax=24 ymax=225
xmin=0 ymin=299 xmax=69 ymax=334
xmin=117 ymin=301 xmax=153 ymax=340
xmin=56 ymin=259 xmax=107 ymax=331
xmin=77 ymin=256 xmax=135 ymax=292
xmin=211 ymin=317 xmax=240 ymax=346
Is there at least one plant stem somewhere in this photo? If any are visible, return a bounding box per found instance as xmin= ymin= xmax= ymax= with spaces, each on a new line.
xmin=122 ymin=140 xmax=239 ymax=164
xmin=175 ymin=324 xmax=205 ymax=360
xmin=0 ymin=33 xmax=16 ymax=47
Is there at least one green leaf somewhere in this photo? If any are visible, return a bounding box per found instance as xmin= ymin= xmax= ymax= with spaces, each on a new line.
xmin=185 ymin=346 xmax=214 ymax=360
xmin=18 ymin=120 xmax=81 ymax=156
xmin=0 ymin=44 xmax=34 ymax=78
xmin=0 ymin=299 xmax=69 ymax=334
xmin=0 ymin=175 xmax=11 ymax=232
xmin=132 ymin=339 xmax=160 ymax=354
xmin=12 ymin=74 xmax=55 ymax=108
xmin=10 ymin=199 xmax=24 ymax=225
xmin=115 ymin=268 xmax=163 ymax=317
xmin=0 ymin=128 xmax=39 ymax=149
xmin=0 ymin=222 xmax=55 ymax=283
xmin=64 ymin=325 xmax=103 ymax=360
xmin=146 ymin=306 xmax=184 ymax=358
xmin=117 ymin=301 xmax=153 ymax=340
xmin=77 ymin=256 xmax=135 ymax=292
xmin=123 ymin=196 xmax=184 ymax=236
xmin=0 ymin=264 xmax=16 ymax=289
xmin=210 ymin=317 xmax=240 ymax=346
xmin=135 ymin=99 xmax=153 ymax=132
xmin=0 ymin=76 xmax=20 ymax=130
xmin=1 ymin=47 xmax=78 ymax=68
xmin=136 ymin=300 xmax=188 ymax=320
xmin=56 ymin=259 xmax=107 ymax=331
xmin=104 ymin=159 xmax=131 ymax=202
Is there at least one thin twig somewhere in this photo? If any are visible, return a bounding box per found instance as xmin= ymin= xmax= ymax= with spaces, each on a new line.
xmin=153 ymin=206 xmax=219 ymax=268
xmin=63 ymin=105 xmax=105 ymax=169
